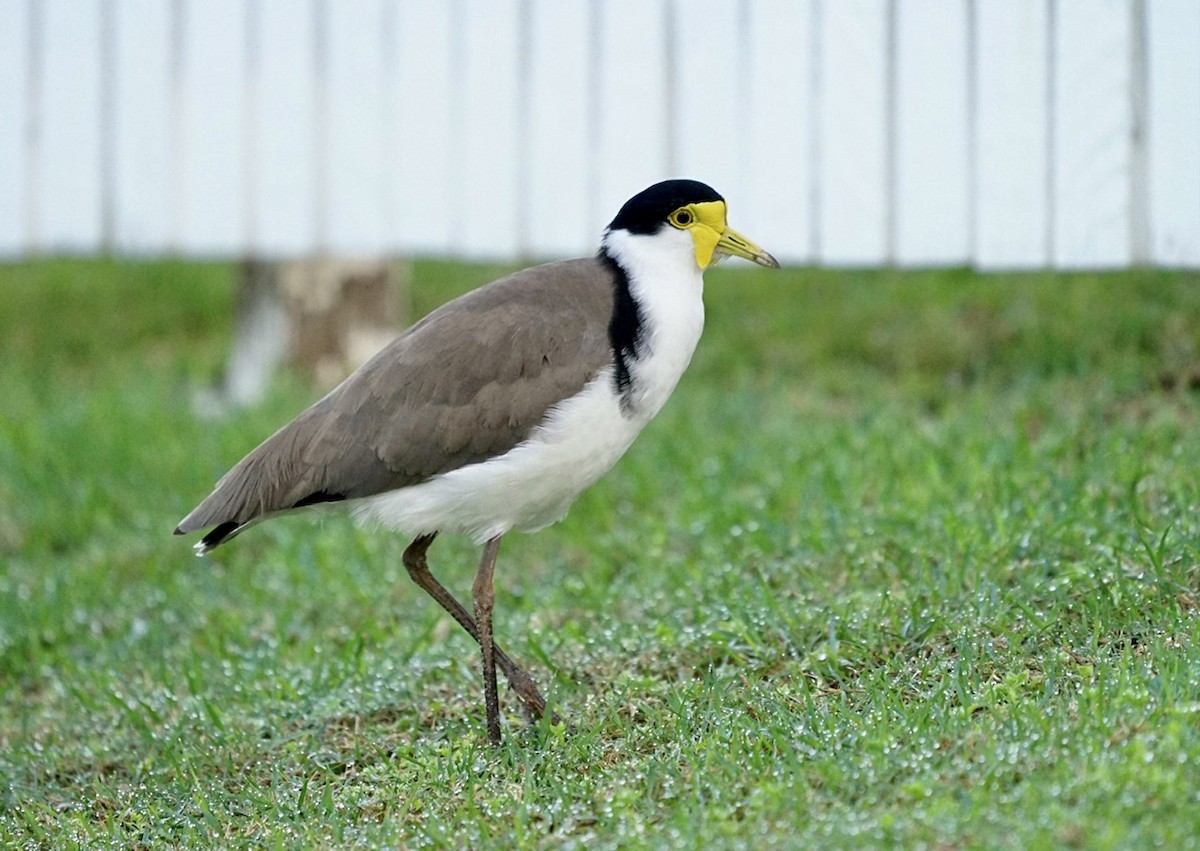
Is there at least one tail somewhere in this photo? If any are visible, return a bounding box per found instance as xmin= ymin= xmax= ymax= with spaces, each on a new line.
xmin=174 ymin=519 xmax=251 ymax=556
xmin=174 ymin=393 xmax=356 ymax=555
xmin=174 ymin=426 xmax=347 ymax=556
xmin=173 ymin=449 xmax=273 ymax=555
xmin=174 ymin=490 xmax=343 ymax=556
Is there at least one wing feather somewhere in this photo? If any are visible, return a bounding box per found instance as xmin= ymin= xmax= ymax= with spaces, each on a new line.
xmin=175 ymin=258 xmax=616 ymax=540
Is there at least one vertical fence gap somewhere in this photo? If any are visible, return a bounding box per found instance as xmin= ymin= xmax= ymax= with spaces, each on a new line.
xmin=167 ymin=0 xmax=184 ymax=254
xmin=244 ymin=0 xmax=259 ymax=257
xmin=735 ymin=0 xmax=750 ymax=199
xmin=1128 ymin=0 xmax=1149 ymax=266
xmin=24 ymin=0 xmax=42 ymax=252
xmin=585 ymin=0 xmax=603 ymax=231
xmin=99 ymin=0 xmax=115 ymax=253
xmin=808 ymin=0 xmax=823 ymax=261
xmin=312 ymin=0 xmax=328 ymax=253
xmin=663 ymin=0 xmax=678 ymax=177
xmin=380 ymin=0 xmax=398 ymax=254
xmin=884 ymin=0 xmax=897 ymax=267
xmin=965 ymin=0 xmax=978 ymax=265
xmin=1044 ymin=0 xmax=1057 ymax=265
xmin=515 ymin=0 xmax=532 ymax=259
xmin=446 ymin=0 xmax=465 ymax=253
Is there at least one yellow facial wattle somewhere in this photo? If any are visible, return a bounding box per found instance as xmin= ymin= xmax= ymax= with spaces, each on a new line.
xmin=668 ymin=200 xmax=780 ymax=270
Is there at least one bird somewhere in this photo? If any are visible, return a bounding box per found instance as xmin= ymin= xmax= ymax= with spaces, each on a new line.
xmin=175 ymin=179 xmax=780 ymax=745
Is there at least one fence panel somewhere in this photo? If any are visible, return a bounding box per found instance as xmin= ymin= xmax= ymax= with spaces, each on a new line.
xmin=1052 ymin=0 xmax=1134 ymax=268
xmin=973 ymin=0 xmax=1052 ymax=269
xmin=391 ymin=0 xmax=455 ymax=257
xmin=323 ymin=0 xmax=389 ymax=255
xmin=112 ymin=0 xmax=172 ymax=254
xmin=0 ymin=1 xmax=31 ymax=255
xmin=1147 ymin=0 xmax=1200 ymax=265
xmin=177 ymin=0 xmax=246 ymax=255
xmin=672 ymin=0 xmax=747 ymax=213
xmin=456 ymin=0 xmax=523 ymax=259
xmin=817 ymin=0 xmax=889 ymax=266
xmin=525 ymin=0 xmax=593 ymax=259
xmin=895 ymin=0 xmax=971 ymax=265
xmin=1 ymin=0 xmax=1196 ymax=268
xmin=254 ymin=0 xmax=317 ymax=257
xmin=38 ymin=0 xmax=104 ymax=253
xmin=594 ymin=0 xmax=671 ymax=230
xmin=742 ymin=0 xmax=814 ymax=265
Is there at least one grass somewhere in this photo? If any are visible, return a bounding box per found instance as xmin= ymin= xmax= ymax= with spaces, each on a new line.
xmin=0 ymin=257 xmax=1198 ymax=849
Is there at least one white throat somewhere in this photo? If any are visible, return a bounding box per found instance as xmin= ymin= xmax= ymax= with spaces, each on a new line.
xmin=602 ymin=226 xmax=707 ymax=423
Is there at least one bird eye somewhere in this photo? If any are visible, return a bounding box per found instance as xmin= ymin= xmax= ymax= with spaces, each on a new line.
xmin=672 ymin=208 xmax=693 ymax=227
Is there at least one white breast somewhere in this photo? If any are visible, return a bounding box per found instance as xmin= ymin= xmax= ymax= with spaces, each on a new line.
xmin=354 ymin=228 xmax=707 ymax=544
xmin=605 ymin=227 xmax=707 ymax=421
xmin=353 ymin=368 xmax=643 ymax=543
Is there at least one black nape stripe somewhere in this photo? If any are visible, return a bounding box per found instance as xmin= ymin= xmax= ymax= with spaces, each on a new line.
xmin=598 ymin=249 xmax=643 ymax=410
xmin=293 ymin=490 xmax=347 ymax=509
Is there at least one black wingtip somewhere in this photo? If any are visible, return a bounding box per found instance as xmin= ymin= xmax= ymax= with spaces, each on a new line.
xmin=199 ymin=521 xmax=241 ymax=553
xmin=173 ymin=526 xmax=185 ymax=536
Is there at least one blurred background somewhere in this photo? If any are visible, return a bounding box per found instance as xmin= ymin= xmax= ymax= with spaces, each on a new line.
xmin=1 ymin=0 xmax=1197 ymax=268
xmin=3 ymin=4 xmax=1200 ymax=843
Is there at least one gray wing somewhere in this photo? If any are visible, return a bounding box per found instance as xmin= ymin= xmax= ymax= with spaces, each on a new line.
xmin=176 ymin=258 xmax=616 ymax=545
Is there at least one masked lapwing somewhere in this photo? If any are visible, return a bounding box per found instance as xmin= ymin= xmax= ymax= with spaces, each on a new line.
xmin=176 ymin=179 xmax=780 ymax=745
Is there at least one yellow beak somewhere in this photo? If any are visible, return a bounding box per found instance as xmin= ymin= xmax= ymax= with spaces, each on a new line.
xmin=714 ymin=227 xmax=780 ymax=269
xmin=689 ymin=200 xmax=780 ymax=269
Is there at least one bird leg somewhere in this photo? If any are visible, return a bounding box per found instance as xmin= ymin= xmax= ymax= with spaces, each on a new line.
xmin=401 ymin=534 xmax=548 ymax=725
xmin=472 ymin=536 xmax=503 ymax=744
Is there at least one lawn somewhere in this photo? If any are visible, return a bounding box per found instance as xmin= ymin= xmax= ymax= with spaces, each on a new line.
xmin=0 ymin=258 xmax=1197 ymax=848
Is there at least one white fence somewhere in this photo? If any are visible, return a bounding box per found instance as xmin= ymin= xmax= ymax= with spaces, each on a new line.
xmin=1 ymin=0 xmax=1197 ymax=268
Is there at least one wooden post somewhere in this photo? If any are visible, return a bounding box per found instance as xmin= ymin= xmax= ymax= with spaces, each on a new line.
xmin=208 ymin=257 xmax=407 ymax=410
